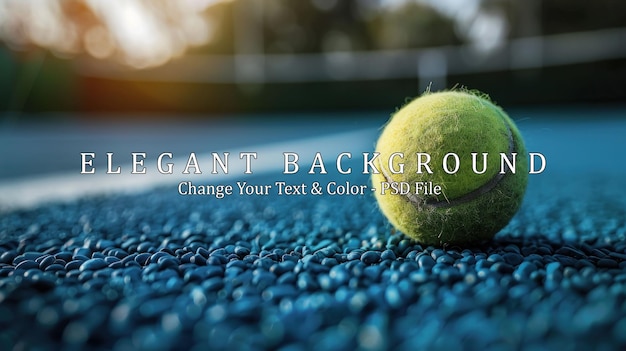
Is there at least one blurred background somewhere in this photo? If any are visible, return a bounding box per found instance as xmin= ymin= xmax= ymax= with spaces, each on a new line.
xmin=1 ymin=0 xmax=626 ymax=203
xmin=1 ymin=0 xmax=625 ymax=116
xmin=3 ymin=3 xmax=626 ymax=349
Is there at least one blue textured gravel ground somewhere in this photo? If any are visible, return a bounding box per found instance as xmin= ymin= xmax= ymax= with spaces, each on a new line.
xmin=1 ymin=170 xmax=626 ymax=351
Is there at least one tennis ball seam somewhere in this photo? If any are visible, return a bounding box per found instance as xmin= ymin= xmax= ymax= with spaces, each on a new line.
xmin=377 ymin=107 xmax=517 ymax=209
xmin=372 ymin=89 xmax=528 ymax=245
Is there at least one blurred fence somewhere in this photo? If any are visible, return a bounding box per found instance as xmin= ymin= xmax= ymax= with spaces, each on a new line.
xmin=76 ymin=27 xmax=626 ymax=93
xmin=2 ymin=0 xmax=626 ymax=112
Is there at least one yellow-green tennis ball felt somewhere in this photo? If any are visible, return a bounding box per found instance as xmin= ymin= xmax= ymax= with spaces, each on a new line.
xmin=372 ymin=90 xmax=528 ymax=246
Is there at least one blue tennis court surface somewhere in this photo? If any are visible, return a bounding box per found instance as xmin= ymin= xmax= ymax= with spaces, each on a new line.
xmin=1 ymin=109 xmax=626 ymax=350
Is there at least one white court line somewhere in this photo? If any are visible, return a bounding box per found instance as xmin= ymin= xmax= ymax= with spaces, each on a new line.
xmin=0 ymin=128 xmax=378 ymax=212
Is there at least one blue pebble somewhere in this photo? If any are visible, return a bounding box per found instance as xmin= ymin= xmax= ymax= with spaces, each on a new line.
xmin=207 ymin=255 xmax=226 ymax=266
xmin=277 ymin=272 xmax=296 ymax=285
xmin=598 ymin=258 xmax=618 ymax=268
xmin=255 ymin=257 xmax=277 ymax=270
xmin=364 ymin=265 xmax=382 ymax=281
xmin=15 ymin=260 xmax=39 ymax=270
xmin=474 ymin=285 xmax=505 ymax=306
xmin=398 ymin=261 xmax=418 ymax=275
xmin=513 ymin=261 xmax=536 ymax=281
xmin=546 ymin=261 xmax=562 ymax=275
xmin=432 ymin=262 xmax=451 ymax=275
xmin=282 ymin=254 xmax=299 ymax=263
xmin=348 ymin=261 xmax=366 ymax=277
xmin=545 ymin=262 xmax=563 ymax=290
xmin=417 ymin=255 xmax=435 ymax=270
xmin=44 ymin=263 xmax=65 ymax=272
xmin=38 ymin=255 xmax=56 ymax=270
xmin=361 ymin=251 xmax=381 ymax=265
xmin=148 ymin=252 xmax=170 ymax=264
xmin=608 ymin=252 xmax=626 ymax=261
xmin=348 ymin=291 xmax=370 ymax=313
xmin=72 ymin=255 xmax=90 ymax=262
xmin=487 ymin=254 xmax=504 ymax=263
xmin=80 ymin=258 xmax=108 ymax=271
xmin=321 ymin=257 xmax=338 ymax=267
xmin=158 ymin=257 xmax=179 ymax=270
xmin=439 ymin=268 xmax=463 ymax=284
xmin=252 ymin=271 xmax=276 ymax=290
xmin=304 ymin=262 xmax=328 ymax=274
xmin=73 ymin=248 xmax=91 ymax=258
xmin=475 ymin=259 xmax=492 ymax=270
xmin=385 ymin=285 xmax=403 ymax=309
xmin=125 ymin=260 xmax=141 ymax=268
xmin=109 ymin=248 xmax=129 ymax=259
xmin=104 ymin=256 xmax=120 ymax=265
xmin=436 ymin=255 xmax=455 ymax=265
xmin=431 ymin=249 xmax=446 ymax=260
xmin=406 ymin=250 xmax=419 ymax=261
xmin=263 ymin=285 xmax=298 ymax=301
xmin=460 ymin=256 xmax=476 ymax=265
xmin=183 ymin=269 xmax=202 ymax=282
xmin=502 ymin=252 xmax=523 ymax=266
xmin=0 ymin=251 xmax=17 ymax=264
xmin=508 ymin=284 xmax=531 ymax=299
xmin=263 ymin=252 xmax=280 ymax=261
xmin=64 ymin=260 xmax=82 ymax=271
xmin=190 ymin=254 xmax=207 ymax=266
xmin=555 ymin=246 xmax=586 ymax=259
xmin=409 ymin=271 xmax=429 ymax=283
xmin=97 ymin=239 xmax=115 ymax=250
xmin=11 ymin=255 xmax=29 ymax=265
xmin=226 ymin=260 xmax=247 ymax=270
xmin=133 ymin=253 xmax=150 ymax=266
xmin=54 ymin=251 xmax=73 ymax=262
xmin=136 ymin=242 xmax=153 ymax=253
xmin=490 ymin=262 xmax=514 ymax=274
xmin=570 ymin=275 xmax=593 ymax=293
xmin=317 ymin=274 xmax=334 ymax=290
xmin=244 ymin=254 xmax=259 ymax=263
xmin=230 ymin=298 xmax=262 ymax=318
xmin=93 ymin=267 xmax=114 ymax=279
xmin=297 ymin=273 xmax=318 ymax=290
xmin=234 ymin=246 xmax=251 ymax=257
xmin=503 ymin=244 xmax=521 ymax=254
xmin=22 ymin=252 xmax=45 ymax=261
xmin=300 ymin=255 xmax=319 ymax=264
xmin=555 ymin=255 xmax=578 ymax=267
xmin=329 ymin=265 xmax=349 ymax=285
xmin=154 ymin=269 xmax=180 ymax=282
xmin=272 ymin=261 xmax=296 ymax=275
xmin=108 ymin=260 xmax=124 ymax=269
xmin=381 ymin=249 xmax=396 ymax=261
xmin=198 ymin=266 xmax=223 ymax=280
xmin=347 ymin=251 xmax=362 ymax=261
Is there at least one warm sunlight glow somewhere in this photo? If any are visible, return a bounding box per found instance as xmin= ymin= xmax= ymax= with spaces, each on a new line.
xmin=0 ymin=0 xmax=227 ymax=68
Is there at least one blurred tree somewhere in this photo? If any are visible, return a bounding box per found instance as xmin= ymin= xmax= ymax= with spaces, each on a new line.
xmin=364 ymin=2 xmax=460 ymax=50
xmin=542 ymin=0 xmax=626 ymax=35
xmin=0 ymin=0 xmax=222 ymax=68
xmin=263 ymin=0 xmax=371 ymax=53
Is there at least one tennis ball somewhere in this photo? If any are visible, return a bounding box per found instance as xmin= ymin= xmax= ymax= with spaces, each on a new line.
xmin=372 ymin=90 xmax=528 ymax=246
